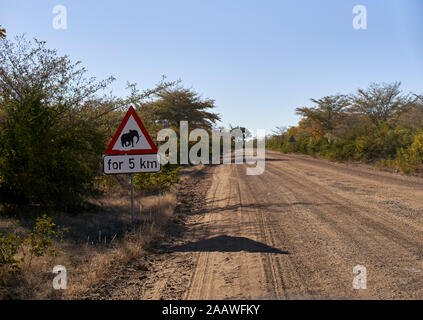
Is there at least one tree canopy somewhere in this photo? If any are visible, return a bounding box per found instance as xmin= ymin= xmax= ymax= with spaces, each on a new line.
xmin=296 ymin=94 xmax=349 ymax=137
xmin=349 ymin=82 xmax=416 ymax=124
xmin=144 ymin=86 xmax=221 ymax=131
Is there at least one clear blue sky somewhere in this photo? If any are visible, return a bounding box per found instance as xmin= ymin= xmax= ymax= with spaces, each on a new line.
xmin=1 ymin=0 xmax=422 ymax=132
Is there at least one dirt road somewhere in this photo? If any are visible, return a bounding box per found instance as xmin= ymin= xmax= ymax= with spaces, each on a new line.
xmin=84 ymin=150 xmax=423 ymax=299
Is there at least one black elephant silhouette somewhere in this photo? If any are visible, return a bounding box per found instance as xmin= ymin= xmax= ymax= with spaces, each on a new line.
xmin=121 ymin=130 xmax=140 ymax=148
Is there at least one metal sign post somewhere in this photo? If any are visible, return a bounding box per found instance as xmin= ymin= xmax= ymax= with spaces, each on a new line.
xmin=130 ymin=174 xmax=135 ymax=227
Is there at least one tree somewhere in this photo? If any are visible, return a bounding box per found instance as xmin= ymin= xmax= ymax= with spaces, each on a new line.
xmin=296 ymin=94 xmax=349 ymax=138
xmin=146 ymin=86 xmax=221 ymax=131
xmin=349 ymin=82 xmax=416 ymax=124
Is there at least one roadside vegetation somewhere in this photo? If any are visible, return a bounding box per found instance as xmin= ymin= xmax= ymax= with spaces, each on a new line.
xmin=0 ymin=34 xmax=220 ymax=298
xmin=267 ymin=82 xmax=423 ymax=174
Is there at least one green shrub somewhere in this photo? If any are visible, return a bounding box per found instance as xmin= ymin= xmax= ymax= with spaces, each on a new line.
xmin=0 ymin=215 xmax=68 ymax=276
xmin=393 ymin=131 xmax=423 ymax=173
xmin=0 ymin=91 xmax=106 ymax=211
xmin=352 ymin=123 xmax=413 ymax=161
xmin=376 ymin=158 xmax=396 ymax=170
xmin=134 ymin=164 xmax=179 ymax=194
xmin=26 ymin=214 xmax=68 ymax=261
xmin=0 ymin=233 xmax=24 ymax=275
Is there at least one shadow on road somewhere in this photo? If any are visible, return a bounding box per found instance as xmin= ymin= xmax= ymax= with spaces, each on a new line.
xmin=168 ymin=235 xmax=289 ymax=254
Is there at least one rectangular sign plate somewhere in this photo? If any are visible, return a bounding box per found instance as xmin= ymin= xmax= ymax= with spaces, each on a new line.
xmin=103 ymin=154 xmax=161 ymax=175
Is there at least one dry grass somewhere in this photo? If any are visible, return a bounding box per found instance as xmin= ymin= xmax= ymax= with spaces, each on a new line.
xmin=0 ymin=177 xmax=177 ymax=300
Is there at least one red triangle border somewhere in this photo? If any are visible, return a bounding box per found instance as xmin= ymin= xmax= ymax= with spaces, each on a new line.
xmin=104 ymin=106 xmax=158 ymax=155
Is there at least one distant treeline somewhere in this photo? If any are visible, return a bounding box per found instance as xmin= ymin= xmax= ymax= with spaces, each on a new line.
xmin=0 ymin=36 xmax=220 ymax=213
xmin=267 ymin=82 xmax=423 ymax=174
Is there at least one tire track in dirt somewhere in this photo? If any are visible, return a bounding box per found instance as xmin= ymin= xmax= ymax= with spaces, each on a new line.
xmin=268 ymin=157 xmax=423 ymax=256
xmin=260 ymin=152 xmax=423 ymax=298
xmin=233 ymin=165 xmax=287 ymax=300
xmin=245 ymin=163 xmax=358 ymax=298
xmin=184 ymin=164 xmax=285 ymax=299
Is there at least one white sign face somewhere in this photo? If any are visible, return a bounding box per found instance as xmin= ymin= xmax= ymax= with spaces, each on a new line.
xmin=103 ymin=154 xmax=161 ymax=175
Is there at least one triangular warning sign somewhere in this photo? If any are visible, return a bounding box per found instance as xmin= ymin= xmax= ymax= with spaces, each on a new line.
xmin=288 ymin=135 xmax=296 ymax=143
xmin=105 ymin=106 xmax=158 ymax=155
